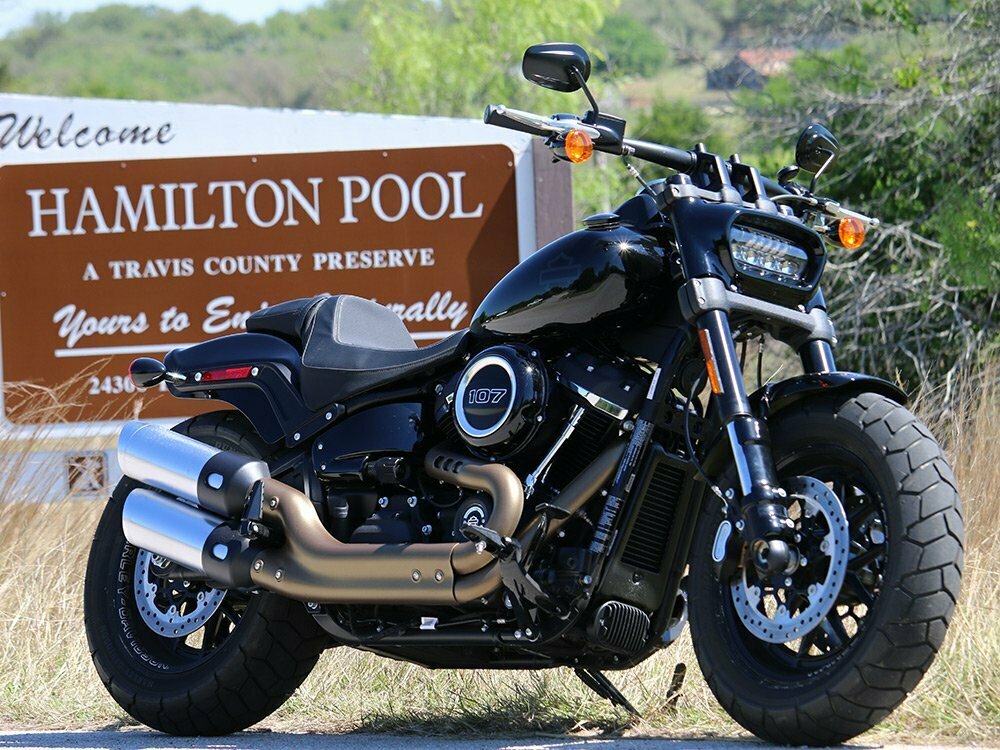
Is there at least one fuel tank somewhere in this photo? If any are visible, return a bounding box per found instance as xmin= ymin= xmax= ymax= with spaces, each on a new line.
xmin=471 ymin=216 xmax=667 ymax=339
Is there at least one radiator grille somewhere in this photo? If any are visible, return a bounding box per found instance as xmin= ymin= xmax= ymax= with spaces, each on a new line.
xmin=620 ymin=460 xmax=685 ymax=573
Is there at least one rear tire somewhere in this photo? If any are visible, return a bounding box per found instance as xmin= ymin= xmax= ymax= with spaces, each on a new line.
xmin=84 ymin=411 xmax=328 ymax=735
xmin=689 ymin=393 xmax=963 ymax=745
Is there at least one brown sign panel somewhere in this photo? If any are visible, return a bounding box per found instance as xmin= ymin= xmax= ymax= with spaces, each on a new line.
xmin=0 ymin=145 xmax=519 ymax=423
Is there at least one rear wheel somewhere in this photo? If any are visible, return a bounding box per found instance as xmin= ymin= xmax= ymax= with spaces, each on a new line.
xmin=689 ymin=393 xmax=963 ymax=745
xmin=84 ymin=411 xmax=328 ymax=735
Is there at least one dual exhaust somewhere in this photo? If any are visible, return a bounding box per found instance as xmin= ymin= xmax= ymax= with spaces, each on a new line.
xmin=118 ymin=421 xmax=524 ymax=604
xmin=120 ymin=421 xmax=622 ymax=606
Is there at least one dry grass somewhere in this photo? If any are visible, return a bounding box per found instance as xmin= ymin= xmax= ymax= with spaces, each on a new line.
xmin=0 ymin=367 xmax=996 ymax=742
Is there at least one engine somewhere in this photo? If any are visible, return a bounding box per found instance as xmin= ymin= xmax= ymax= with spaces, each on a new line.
xmin=316 ymin=345 xmax=647 ymax=547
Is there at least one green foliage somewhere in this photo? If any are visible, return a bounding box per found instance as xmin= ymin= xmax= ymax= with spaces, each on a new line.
xmin=632 ymin=99 xmax=722 ymax=152
xmin=595 ymin=15 xmax=669 ymax=78
xmin=0 ymin=2 xmax=364 ymax=107
xmin=738 ymin=0 xmax=998 ymax=392
xmin=929 ymin=189 xmax=1000 ymax=289
xmin=356 ymin=0 xmax=613 ymax=118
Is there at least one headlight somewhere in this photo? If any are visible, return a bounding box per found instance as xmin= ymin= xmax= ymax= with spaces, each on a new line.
xmin=729 ymin=227 xmax=809 ymax=282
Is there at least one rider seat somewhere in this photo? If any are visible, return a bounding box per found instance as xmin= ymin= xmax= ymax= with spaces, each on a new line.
xmin=249 ymin=295 xmax=466 ymax=409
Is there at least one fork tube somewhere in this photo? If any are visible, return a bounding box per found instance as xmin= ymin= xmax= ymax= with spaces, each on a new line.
xmin=696 ymin=310 xmax=790 ymax=541
xmin=801 ymin=339 xmax=836 ymax=374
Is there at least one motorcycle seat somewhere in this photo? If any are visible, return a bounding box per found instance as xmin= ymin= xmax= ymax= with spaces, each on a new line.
xmin=298 ymin=295 xmax=467 ymax=409
xmin=245 ymin=294 xmax=330 ymax=347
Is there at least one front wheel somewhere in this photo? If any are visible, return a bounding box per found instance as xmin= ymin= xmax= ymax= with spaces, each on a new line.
xmin=84 ymin=412 xmax=329 ymax=735
xmin=689 ymin=393 xmax=963 ymax=745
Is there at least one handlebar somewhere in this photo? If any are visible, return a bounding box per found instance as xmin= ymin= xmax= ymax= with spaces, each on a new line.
xmin=484 ymin=103 xmax=790 ymax=198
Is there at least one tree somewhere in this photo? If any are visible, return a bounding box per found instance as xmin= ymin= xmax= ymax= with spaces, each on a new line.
xmin=739 ymin=0 xmax=998 ymax=403
xmin=595 ymin=15 xmax=669 ymax=78
xmin=356 ymin=0 xmax=614 ymax=118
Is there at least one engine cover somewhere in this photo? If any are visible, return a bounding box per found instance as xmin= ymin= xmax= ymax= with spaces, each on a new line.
xmin=453 ymin=346 xmax=547 ymax=455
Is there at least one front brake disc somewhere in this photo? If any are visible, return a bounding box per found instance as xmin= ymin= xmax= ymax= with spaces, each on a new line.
xmin=729 ymin=476 xmax=850 ymax=644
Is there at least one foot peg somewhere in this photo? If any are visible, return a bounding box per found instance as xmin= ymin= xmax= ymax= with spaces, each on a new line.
xmin=574 ymin=668 xmax=640 ymax=717
xmin=461 ymin=526 xmax=565 ymax=617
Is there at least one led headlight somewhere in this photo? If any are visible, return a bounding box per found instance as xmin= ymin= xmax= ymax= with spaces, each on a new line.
xmin=730 ymin=227 xmax=809 ymax=282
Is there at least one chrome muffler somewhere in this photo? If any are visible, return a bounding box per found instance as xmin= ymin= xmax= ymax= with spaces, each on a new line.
xmin=119 ymin=421 xmax=270 ymax=587
xmin=118 ymin=421 xmax=269 ymax=518
xmin=122 ymin=488 xmax=257 ymax=587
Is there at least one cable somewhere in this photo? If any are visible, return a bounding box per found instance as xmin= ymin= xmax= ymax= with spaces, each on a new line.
xmin=682 ymin=376 xmax=728 ymax=508
xmin=756 ymin=335 xmax=766 ymax=391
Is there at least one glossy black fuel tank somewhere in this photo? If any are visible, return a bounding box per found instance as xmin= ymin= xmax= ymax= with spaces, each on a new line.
xmin=471 ymin=219 xmax=667 ymax=339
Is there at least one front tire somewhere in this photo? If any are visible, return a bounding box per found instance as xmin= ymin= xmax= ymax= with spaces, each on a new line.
xmin=689 ymin=393 xmax=963 ymax=745
xmin=84 ymin=412 xmax=328 ymax=735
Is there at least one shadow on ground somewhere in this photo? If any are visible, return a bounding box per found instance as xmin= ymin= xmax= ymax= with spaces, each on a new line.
xmin=0 ymin=730 xmax=889 ymax=750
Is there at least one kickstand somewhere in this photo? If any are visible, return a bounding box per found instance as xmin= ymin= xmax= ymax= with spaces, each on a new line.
xmin=574 ymin=668 xmax=641 ymax=717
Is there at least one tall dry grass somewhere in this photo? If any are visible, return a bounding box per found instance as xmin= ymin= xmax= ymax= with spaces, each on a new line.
xmin=0 ymin=365 xmax=996 ymax=741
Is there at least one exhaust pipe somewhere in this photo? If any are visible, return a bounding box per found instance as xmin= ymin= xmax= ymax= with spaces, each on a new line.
xmin=118 ymin=421 xmax=620 ymax=606
xmin=118 ymin=421 xmax=268 ymax=518
xmin=122 ymin=488 xmax=257 ymax=588
xmin=117 ymin=422 xmax=525 ymax=604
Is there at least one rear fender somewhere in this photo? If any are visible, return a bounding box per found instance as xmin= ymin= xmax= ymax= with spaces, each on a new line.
xmin=164 ymin=333 xmax=312 ymax=444
xmin=750 ymin=371 xmax=908 ymax=420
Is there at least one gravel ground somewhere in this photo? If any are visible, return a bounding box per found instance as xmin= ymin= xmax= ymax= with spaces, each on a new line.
xmin=0 ymin=732 xmax=983 ymax=750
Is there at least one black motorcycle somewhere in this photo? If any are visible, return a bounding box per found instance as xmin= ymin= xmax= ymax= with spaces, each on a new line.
xmin=84 ymin=43 xmax=963 ymax=744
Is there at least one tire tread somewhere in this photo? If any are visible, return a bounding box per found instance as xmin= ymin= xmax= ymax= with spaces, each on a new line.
xmin=691 ymin=393 xmax=964 ymax=745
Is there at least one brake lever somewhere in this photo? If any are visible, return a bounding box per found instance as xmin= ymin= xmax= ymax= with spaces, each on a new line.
xmin=822 ymin=199 xmax=881 ymax=229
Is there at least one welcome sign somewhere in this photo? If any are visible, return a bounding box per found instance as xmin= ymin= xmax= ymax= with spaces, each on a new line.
xmin=0 ymin=95 xmax=572 ymax=431
xmin=0 ymin=145 xmax=519 ymax=422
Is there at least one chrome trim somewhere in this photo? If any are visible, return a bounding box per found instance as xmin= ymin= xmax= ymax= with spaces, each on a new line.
xmin=454 ymin=354 xmax=517 ymax=439
xmin=712 ymin=520 xmax=733 ymax=563
xmin=726 ymin=421 xmax=753 ymax=496
xmin=118 ymin=421 xmax=219 ymax=504
xmin=122 ymin=487 xmax=221 ymax=573
xmin=557 ymin=375 xmax=629 ymax=420
xmin=524 ymin=405 xmax=584 ymax=497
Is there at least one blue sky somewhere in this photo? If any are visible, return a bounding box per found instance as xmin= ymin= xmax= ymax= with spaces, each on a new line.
xmin=0 ymin=0 xmax=325 ymax=35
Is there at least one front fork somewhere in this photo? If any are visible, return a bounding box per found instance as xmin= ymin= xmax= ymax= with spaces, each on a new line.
xmin=697 ymin=309 xmax=836 ymax=576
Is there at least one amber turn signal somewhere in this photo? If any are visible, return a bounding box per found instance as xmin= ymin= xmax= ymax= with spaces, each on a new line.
xmin=838 ymin=216 xmax=866 ymax=250
xmin=564 ymin=129 xmax=593 ymax=163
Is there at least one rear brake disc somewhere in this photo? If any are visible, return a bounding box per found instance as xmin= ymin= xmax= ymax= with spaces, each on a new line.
xmin=134 ymin=549 xmax=225 ymax=638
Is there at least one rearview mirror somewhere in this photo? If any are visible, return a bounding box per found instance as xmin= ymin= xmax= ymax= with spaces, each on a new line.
xmin=795 ymin=123 xmax=840 ymax=173
xmin=522 ymin=42 xmax=591 ymax=92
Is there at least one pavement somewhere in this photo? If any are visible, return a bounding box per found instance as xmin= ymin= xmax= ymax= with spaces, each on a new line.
xmin=0 ymin=732 xmax=981 ymax=750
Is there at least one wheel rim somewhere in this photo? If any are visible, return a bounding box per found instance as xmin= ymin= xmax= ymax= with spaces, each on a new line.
xmin=721 ymin=445 xmax=889 ymax=676
xmin=123 ymin=543 xmax=247 ymax=669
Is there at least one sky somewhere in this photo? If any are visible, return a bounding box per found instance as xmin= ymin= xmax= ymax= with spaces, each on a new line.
xmin=0 ymin=0 xmax=325 ymax=36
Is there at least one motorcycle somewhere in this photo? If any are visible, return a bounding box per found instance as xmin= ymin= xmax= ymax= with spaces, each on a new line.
xmin=84 ymin=43 xmax=964 ymax=744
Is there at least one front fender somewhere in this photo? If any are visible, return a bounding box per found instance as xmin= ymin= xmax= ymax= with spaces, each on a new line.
xmin=750 ymin=371 xmax=908 ymax=420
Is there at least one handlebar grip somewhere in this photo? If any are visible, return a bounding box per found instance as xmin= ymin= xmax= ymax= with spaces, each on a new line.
xmin=483 ymin=104 xmax=551 ymax=137
xmin=760 ymin=176 xmax=790 ymax=198
xmin=622 ymin=139 xmax=697 ymax=173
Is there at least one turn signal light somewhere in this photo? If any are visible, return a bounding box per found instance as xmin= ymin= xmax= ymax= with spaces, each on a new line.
xmin=838 ymin=216 xmax=866 ymax=250
xmin=564 ymin=129 xmax=594 ymax=163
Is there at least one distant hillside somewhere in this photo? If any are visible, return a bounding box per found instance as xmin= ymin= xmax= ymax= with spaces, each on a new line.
xmin=0 ymin=2 xmax=366 ymax=108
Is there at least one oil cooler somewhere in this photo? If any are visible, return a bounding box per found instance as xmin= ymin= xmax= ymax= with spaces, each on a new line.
xmin=597 ymin=444 xmax=700 ymax=612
